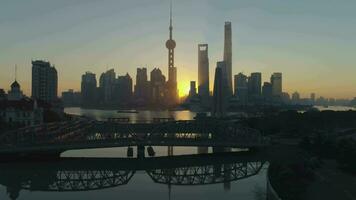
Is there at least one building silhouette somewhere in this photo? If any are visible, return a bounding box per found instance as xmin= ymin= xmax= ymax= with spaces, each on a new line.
xmin=134 ymin=68 xmax=150 ymax=105
xmin=7 ymin=81 xmax=23 ymax=101
xmin=151 ymin=68 xmax=166 ymax=105
xmin=114 ymin=73 xmax=133 ymax=105
xmin=198 ymin=44 xmax=210 ymax=107
xmin=31 ymin=60 xmax=58 ymax=102
xmin=213 ymin=62 xmax=228 ymax=117
xmin=189 ymin=81 xmax=197 ymax=97
xmin=99 ymin=69 xmax=116 ymax=105
xmin=271 ymin=73 xmax=282 ymax=98
xmin=81 ymin=72 xmax=97 ymax=107
xmin=248 ymin=72 xmax=262 ymax=102
xmin=61 ymin=89 xmax=81 ymax=107
xmin=234 ymin=73 xmax=248 ymax=105
xmin=262 ymin=82 xmax=272 ymax=102
xmin=165 ymin=1 xmax=178 ymax=105
xmin=223 ymin=22 xmax=233 ymax=96
xmin=310 ymin=93 xmax=316 ymax=105
xmin=0 ymin=89 xmax=6 ymax=100
xmin=292 ymin=92 xmax=300 ymax=104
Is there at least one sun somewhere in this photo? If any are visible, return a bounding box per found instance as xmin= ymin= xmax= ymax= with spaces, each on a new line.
xmin=178 ymin=82 xmax=190 ymax=97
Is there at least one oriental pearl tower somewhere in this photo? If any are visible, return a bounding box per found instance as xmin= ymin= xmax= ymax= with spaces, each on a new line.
xmin=166 ymin=0 xmax=178 ymax=104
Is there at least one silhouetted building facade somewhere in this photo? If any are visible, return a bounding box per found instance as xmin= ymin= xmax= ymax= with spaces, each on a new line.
xmin=310 ymin=93 xmax=316 ymax=105
xmin=248 ymin=72 xmax=262 ymax=102
xmin=150 ymin=68 xmax=166 ymax=105
xmin=134 ymin=68 xmax=150 ymax=105
xmin=81 ymin=72 xmax=97 ymax=107
xmin=213 ymin=62 xmax=228 ymax=117
xmin=223 ymin=22 xmax=233 ymax=96
xmin=0 ymin=89 xmax=6 ymax=100
xmin=62 ymin=89 xmax=81 ymax=107
xmin=7 ymin=81 xmax=23 ymax=101
xmin=292 ymin=92 xmax=300 ymax=104
xmin=271 ymin=73 xmax=282 ymax=98
xmin=99 ymin=69 xmax=116 ymax=105
xmin=114 ymin=73 xmax=133 ymax=105
xmin=262 ymin=82 xmax=272 ymax=102
xmin=31 ymin=60 xmax=58 ymax=102
xmin=198 ymin=44 xmax=210 ymax=107
xmin=189 ymin=81 xmax=197 ymax=97
xmin=234 ymin=73 xmax=248 ymax=105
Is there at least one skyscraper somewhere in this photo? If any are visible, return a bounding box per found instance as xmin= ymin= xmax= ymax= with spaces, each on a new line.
xmin=165 ymin=1 xmax=178 ymax=104
xmin=150 ymin=68 xmax=166 ymax=104
xmin=134 ymin=68 xmax=149 ymax=103
xmin=114 ymin=73 xmax=133 ymax=105
xmin=262 ymin=82 xmax=273 ymax=101
xmin=223 ymin=22 xmax=232 ymax=96
xmin=234 ymin=73 xmax=248 ymax=105
xmin=198 ymin=44 xmax=210 ymax=106
xmin=99 ymin=69 xmax=116 ymax=105
xmin=189 ymin=81 xmax=197 ymax=97
xmin=81 ymin=72 xmax=97 ymax=107
xmin=31 ymin=60 xmax=58 ymax=102
xmin=271 ymin=73 xmax=282 ymax=97
xmin=213 ymin=61 xmax=228 ymax=117
xmin=248 ymin=72 xmax=262 ymax=102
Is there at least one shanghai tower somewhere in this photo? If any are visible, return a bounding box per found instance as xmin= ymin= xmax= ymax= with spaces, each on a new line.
xmin=223 ymin=21 xmax=232 ymax=96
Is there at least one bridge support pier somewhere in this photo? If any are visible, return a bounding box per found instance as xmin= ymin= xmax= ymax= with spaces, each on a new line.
xmin=137 ymin=145 xmax=145 ymax=159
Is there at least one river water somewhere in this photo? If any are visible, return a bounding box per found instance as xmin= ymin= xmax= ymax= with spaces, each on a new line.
xmin=0 ymin=107 xmax=268 ymax=200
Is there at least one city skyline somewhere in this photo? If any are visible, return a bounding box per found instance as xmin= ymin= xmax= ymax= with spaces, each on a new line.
xmin=1 ymin=0 xmax=355 ymax=98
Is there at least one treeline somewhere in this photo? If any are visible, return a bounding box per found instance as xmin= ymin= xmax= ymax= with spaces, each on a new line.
xmin=245 ymin=110 xmax=356 ymax=136
xmin=300 ymin=136 xmax=356 ymax=173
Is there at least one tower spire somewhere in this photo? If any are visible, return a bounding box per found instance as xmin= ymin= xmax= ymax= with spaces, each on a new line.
xmin=169 ymin=0 xmax=173 ymax=39
xmin=15 ymin=64 xmax=17 ymax=81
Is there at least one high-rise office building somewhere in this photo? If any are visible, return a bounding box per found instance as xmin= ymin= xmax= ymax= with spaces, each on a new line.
xmin=150 ymin=68 xmax=166 ymax=104
xmin=31 ymin=60 xmax=58 ymax=102
xmin=81 ymin=72 xmax=97 ymax=107
xmin=114 ymin=73 xmax=133 ymax=104
xmin=213 ymin=62 xmax=228 ymax=117
xmin=189 ymin=81 xmax=197 ymax=97
xmin=99 ymin=69 xmax=116 ymax=105
xmin=198 ymin=44 xmax=209 ymax=105
xmin=223 ymin=22 xmax=232 ymax=96
xmin=248 ymin=73 xmax=262 ymax=102
xmin=165 ymin=1 xmax=178 ymax=104
xmin=134 ymin=68 xmax=149 ymax=103
xmin=271 ymin=73 xmax=282 ymax=97
xmin=262 ymin=82 xmax=272 ymax=101
xmin=234 ymin=73 xmax=248 ymax=104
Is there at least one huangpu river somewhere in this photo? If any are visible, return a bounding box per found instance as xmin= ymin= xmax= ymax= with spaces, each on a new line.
xmin=0 ymin=108 xmax=268 ymax=200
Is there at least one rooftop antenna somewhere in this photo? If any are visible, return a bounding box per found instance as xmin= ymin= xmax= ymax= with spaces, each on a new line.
xmin=169 ymin=0 xmax=173 ymax=39
xmin=15 ymin=64 xmax=17 ymax=81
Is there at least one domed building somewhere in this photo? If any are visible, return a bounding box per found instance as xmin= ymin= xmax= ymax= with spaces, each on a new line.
xmin=7 ymin=80 xmax=23 ymax=101
xmin=0 ymin=80 xmax=43 ymax=128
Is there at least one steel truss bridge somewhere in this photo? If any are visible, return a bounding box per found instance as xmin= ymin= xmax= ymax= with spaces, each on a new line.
xmin=0 ymin=153 xmax=265 ymax=199
xmin=0 ymin=118 xmax=269 ymax=157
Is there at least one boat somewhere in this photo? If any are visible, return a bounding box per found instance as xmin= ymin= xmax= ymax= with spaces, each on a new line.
xmin=117 ymin=110 xmax=139 ymax=114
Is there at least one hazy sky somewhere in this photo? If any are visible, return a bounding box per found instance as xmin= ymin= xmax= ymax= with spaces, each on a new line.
xmin=0 ymin=0 xmax=355 ymax=98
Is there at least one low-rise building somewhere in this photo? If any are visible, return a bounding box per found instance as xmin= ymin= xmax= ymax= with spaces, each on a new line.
xmin=0 ymin=98 xmax=43 ymax=127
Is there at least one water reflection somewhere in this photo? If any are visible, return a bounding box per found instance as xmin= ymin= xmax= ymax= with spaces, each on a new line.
xmin=0 ymin=153 xmax=264 ymax=200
